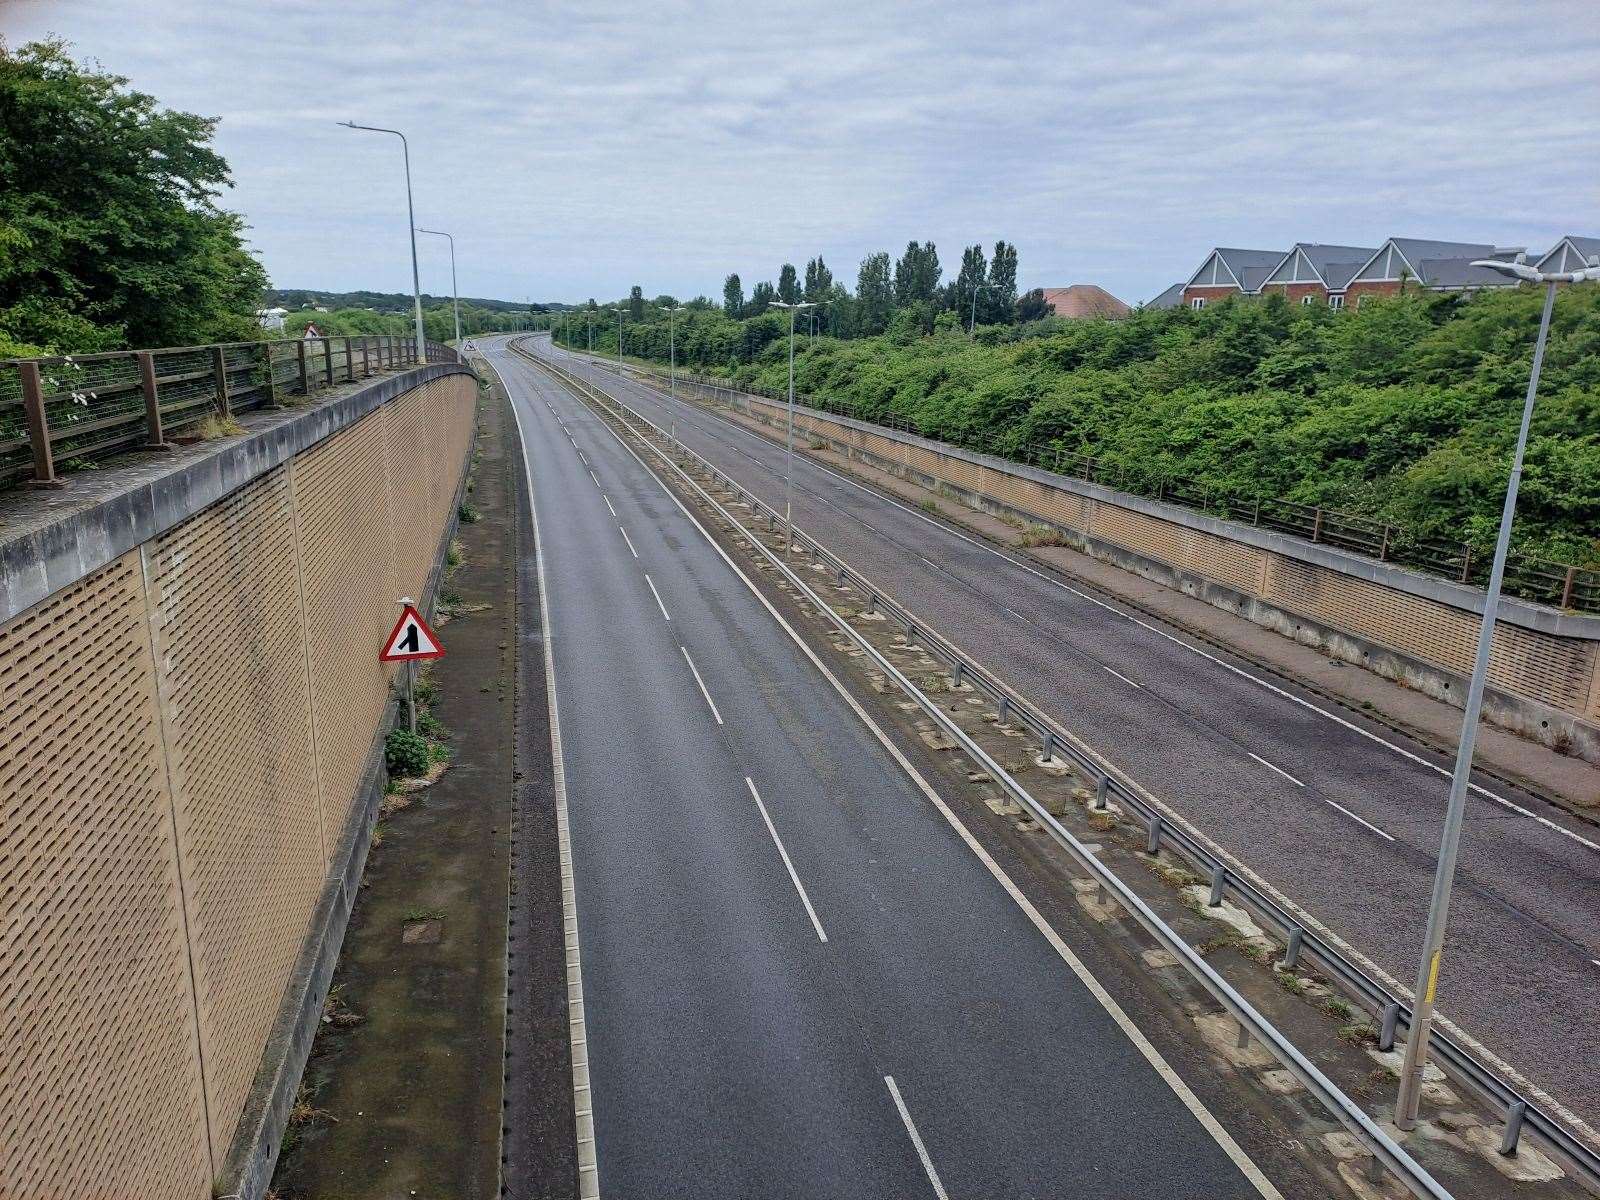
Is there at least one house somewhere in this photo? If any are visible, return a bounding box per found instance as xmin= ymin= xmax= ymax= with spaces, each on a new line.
xmin=1537 ymin=236 xmax=1600 ymax=274
xmin=1257 ymin=244 xmax=1376 ymax=308
xmin=1342 ymin=238 xmax=1522 ymax=305
xmin=1039 ymin=284 xmax=1130 ymax=319
xmin=1145 ymin=282 xmax=1185 ymax=309
xmin=255 ymin=306 xmax=288 ymax=331
xmin=1180 ymin=248 xmax=1285 ymax=308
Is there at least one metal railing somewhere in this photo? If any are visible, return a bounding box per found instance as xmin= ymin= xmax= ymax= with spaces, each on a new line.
xmin=516 ymin=336 xmax=1600 ymax=1194
xmin=1 ymin=336 xmax=459 ymax=489
xmin=578 ymin=348 xmax=1600 ymax=615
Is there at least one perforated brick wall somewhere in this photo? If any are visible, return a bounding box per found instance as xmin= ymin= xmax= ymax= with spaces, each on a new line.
xmin=0 ymin=369 xmax=476 ymax=1198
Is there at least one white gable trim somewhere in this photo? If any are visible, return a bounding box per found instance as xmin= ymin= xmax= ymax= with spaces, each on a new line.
xmin=1184 ymin=250 xmax=1243 ymax=290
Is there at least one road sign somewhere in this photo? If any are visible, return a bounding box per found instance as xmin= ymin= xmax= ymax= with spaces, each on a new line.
xmin=381 ymin=603 xmax=444 ymax=662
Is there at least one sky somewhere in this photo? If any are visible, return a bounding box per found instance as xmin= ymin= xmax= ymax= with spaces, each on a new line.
xmin=5 ymin=1 xmax=1597 ymax=307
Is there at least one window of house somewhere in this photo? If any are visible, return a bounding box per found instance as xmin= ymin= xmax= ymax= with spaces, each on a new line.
xmin=1300 ymin=295 xmax=1314 ymax=305
xmin=1190 ymin=297 xmax=1205 ymax=310
xmin=1329 ymin=294 xmax=1345 ymax=310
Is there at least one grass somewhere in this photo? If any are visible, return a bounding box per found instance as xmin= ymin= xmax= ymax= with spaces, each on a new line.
xmin=458 ymin=502 xmax=481 ymax=523
xmin=403 ymin=906 xmax=444 ymax=923
xmin=197 ymin=414 xmax=245 ymax=439
xmin=446 ymin=538 xmax=465 ymax=569
xmin=1017 ymin=523 xmax=1067 ymax=548
xmin=1276 ymin=970 xmax=1307 ymax=997
xmin=918 ymin=496 xmax=939 ymax=514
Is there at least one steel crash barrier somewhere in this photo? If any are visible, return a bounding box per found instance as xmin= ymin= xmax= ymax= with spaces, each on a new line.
xmin=0 ymin=335 xmax=460 ymax=489
xmin=510 ymin=335 xmax=1600 ymax=1198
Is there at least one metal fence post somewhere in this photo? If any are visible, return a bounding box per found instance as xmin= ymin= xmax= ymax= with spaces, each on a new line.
xmin=322 ymin=338 xmax=334 ymax=387
xmin=260 ymin=342 xmax=278 ymax=407
xmin=137 ymin=351 xmax=165 ymax=447
xmin=19 ymin=360 xmax=57 ymax=483
xmin=211 ymin=345 xmax=231 ymax=417
xmin=1378 ymin=1002 xmax=1401 ymax=1051
xmin=296 ymin=339 xmax=310 ymax=394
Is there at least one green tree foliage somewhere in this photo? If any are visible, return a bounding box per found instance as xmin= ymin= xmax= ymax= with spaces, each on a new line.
xmin=748 ymin=280 xmax=774 ymax=316
xmin=723 ymin=273 xmax=743 ymax=317
xmin=1017 ymin=288 xmax=1050 ymax=323
xmin=562 ymin=286 xmax=1600 ymax=567
xmin=986 ymin=240 xmax=1019 ymax=323
xmin=0 ymin=39 xmax=270 ymax=355
xmin=629 ymin=285 xmax=644 ymax=322
xmin=954 ymin=244 xmax=987 ymax=327
xmin=893 ymin=240 xmax=942 ymax=307
xmin=803 ymin=256 xmax=833 ymax=302
xmin=856 ymin=252 xmax=895 ymax=335
xmin=777 ymin=263 xmax=799 ymax=304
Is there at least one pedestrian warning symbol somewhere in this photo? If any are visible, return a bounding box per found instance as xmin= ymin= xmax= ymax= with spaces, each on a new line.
xmin=381 ymin=603 xmax=445 ymax=662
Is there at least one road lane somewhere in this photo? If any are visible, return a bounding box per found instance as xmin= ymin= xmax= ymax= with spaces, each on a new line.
xmin=531 ymin=337 xmax=1600 ymax=1127
xmin=485 ymin=341 xmax=1277 ymax=1198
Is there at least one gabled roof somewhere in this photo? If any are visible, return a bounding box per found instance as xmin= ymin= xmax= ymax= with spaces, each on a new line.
xmin=1414 ymin=258 xmax=1523 ymax=290
xmin=1039 ymin=284 xmax=1130 ymax=319
xmin=1185 ymin=247 xmax=1286 ymax=292
xmin=1262 ymin=243 xmax=1377 ymax=291
xmin=1145 ymin=282 xmax=1185 ymax=309
xmin=1350 ymin=238 xmax=1498 ymax=285
xmin=1536 ymin=236 xmax=1600 ymax=273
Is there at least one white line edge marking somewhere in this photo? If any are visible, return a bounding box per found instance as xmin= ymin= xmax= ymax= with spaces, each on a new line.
xmin=619 ymin=526 xmax=638 ymax=558
xmin=602 ymin=494 xmax=617 ymax=517
xmin=1249 ymin=752 xmax=1305 ymax=788
xmin=548 ymin=361 xmax=1281 ymax=1200
xmin=491 ymin=354 xmax=601 ymax=1198
xmin=589 ymin=469 xmax=601 ymax=487
xmin=680 ymin=645 xmax=724 ymax=724
xmin=884 ymin=1076 xmax=948 ymax=1200
xmin=1103 ymin=664 xmax=1142 ymax=689
xmin=745 ymin=777 xmax=828 ymax=942
xmin=617 ymin=368 xmax=1600 ymax=854
xmin=644 ymin=573 xmax=671 ymax=621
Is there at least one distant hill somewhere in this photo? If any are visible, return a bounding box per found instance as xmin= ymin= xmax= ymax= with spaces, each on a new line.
xmin=269 ymin=288 xmax=572 ymax=313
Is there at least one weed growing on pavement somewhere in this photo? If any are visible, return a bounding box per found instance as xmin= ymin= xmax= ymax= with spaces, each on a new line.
xmin=385 ymin=729 xmax=429 ymax=776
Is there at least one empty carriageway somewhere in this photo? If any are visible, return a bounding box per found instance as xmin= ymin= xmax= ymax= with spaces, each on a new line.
xmin=482 ymin=338 xmax=1288 ymax=1198
xmin=523 ymin=333 xmax=1600 ymax=1132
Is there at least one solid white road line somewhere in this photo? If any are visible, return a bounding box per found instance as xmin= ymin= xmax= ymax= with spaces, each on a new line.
xmin=745 ymin=777 xmax=828 ymax=942
xmin=603 ymin=494 xmax=617 ymax=517
xmin=617 ymin=371 xmax=1600 ymax=852
xmin=568 ymin=374 xmax=1280 ymax=1198
xmin=1103 ymin=664 xmax=1142 ymax=689
xmin=645 ymin=573 xmax=671 ymax=621
xmin=492 ymin=356 xmax=601 ymax=1198
xmin=884 ymin=1076 xmax=948 ymax=1200
xmin=619 ymin=526 xmax=639 ymax=558
xmin=1249 ymin=752 xmax=1304 ymax=788
xmin=681 ymin=645 xmax=724 ymax=724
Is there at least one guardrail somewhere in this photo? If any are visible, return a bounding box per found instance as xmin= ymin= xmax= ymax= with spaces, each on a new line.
xmin=568 ymin=344 xmax=1599 ymax=615
xmin=515 ymin=335 xmax=1600 ymax=1196
xmin=1 ymin=335 xmax=459 ymax=489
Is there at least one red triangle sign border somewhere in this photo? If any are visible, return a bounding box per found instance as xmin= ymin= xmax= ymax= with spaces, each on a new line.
xmin=380 ymin=603 xmax=446 ymax=662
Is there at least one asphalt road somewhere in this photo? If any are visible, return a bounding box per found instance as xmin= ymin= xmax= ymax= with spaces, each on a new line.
xmin=482 ymin=339 xmax=1278 ymax=1199
xmin=526 ymin=335 xmax=1600 ymax=1131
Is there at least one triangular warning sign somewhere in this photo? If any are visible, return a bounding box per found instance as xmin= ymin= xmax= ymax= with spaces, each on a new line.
xmin=381 ymin=603 xmax=445 ymax=662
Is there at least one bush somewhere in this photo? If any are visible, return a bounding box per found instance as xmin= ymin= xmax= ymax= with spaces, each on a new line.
xmin=385 ymin=728 xmax=429 ymax=777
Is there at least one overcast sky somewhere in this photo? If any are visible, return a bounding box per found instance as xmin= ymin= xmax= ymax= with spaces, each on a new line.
xmin=5 ymin=1 xmax=1597 ymax=306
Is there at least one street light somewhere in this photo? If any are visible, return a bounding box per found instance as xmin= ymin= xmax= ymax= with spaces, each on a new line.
xmin=339 ymin=121 xmax=426 ymax=362
xmin=769 ymin=300 xmax=816 ymax=550
xmin=968 ymin=281 xmax=996 ymax=335
xmin=664 ymin=301 xmax=680 ymax=394
xmin=1393 ymin=250 xmax=1600 ymax=1130
xmin=414 ymin=227 xmax=459 ymax=346
xmin=611 ymin=305 xmax=625 ymax=359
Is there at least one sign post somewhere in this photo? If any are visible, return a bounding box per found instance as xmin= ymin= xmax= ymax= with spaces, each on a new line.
xmin=380 ymin=596 xmax=445 ymax=733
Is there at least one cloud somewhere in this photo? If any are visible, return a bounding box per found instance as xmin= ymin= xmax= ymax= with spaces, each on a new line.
xmin=6 ymin=0 xmax=1596 ymax=304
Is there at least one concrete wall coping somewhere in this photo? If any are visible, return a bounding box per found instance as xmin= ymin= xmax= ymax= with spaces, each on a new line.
xmin=683 ymin=376 xmax=1600 ymax=642
xmin=0 ymin=363 xmax=474 ymax=626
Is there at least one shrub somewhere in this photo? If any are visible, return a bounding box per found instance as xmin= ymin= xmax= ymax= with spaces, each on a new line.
xmin=385 ymin=728 xmax=429 ymax=777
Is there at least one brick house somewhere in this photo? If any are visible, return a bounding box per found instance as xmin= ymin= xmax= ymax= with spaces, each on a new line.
xmin=1341 ymin=238 xmax=1522 ymax=305
xmin=1256 ymin=244 xmax=1376 ymax=309
xmin=1180 ymin=248 xmax=1284 ymax=309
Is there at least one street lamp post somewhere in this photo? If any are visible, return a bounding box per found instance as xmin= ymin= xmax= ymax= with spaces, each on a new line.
xmin=769 ymin=300 xmax=816 ymax=550
xmin=339 ymin=121 xmax=426 ymax=362
xmin=414 ymin=227 xmax=459 ymax=346
xmin=1393 ymin=252 xmax=1600 ymax=1129
xmin=665 ymin=302 xmax=680 ymax=394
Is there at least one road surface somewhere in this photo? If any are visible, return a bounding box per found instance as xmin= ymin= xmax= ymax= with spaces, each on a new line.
xmin=524 ymin=333 xmax=1600 ymax=1131
xmin=482 ymin=338 xmax=1281 ymax=1198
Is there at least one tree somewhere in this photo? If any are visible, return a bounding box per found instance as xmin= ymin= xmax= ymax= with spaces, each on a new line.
xmin=893 ymin=241 xmax=942 ymax=307
xmin=748 ymin=281 xmax=775 ymax=315
xmin=723 ymin=273 xmax=744 ymax=317
xmin=803 ymin=256 xmax=833 ymax=302
xmin=629 ymin=285 xmax=644 ymax=322
xmin=1016 ymin=288 xmax=1050 ymax=323
xmin=954 ymin=244 xmax=988 ymax=324
xmin=986 ymin=240 xmax=1019 ymax=323
xmin=777 ymin=263 xmax=799 ymax=304
xmin=0 ymin=39 xmax=269 ymax=354
xmin=856 ymin=252 xmax=894 ymax=335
